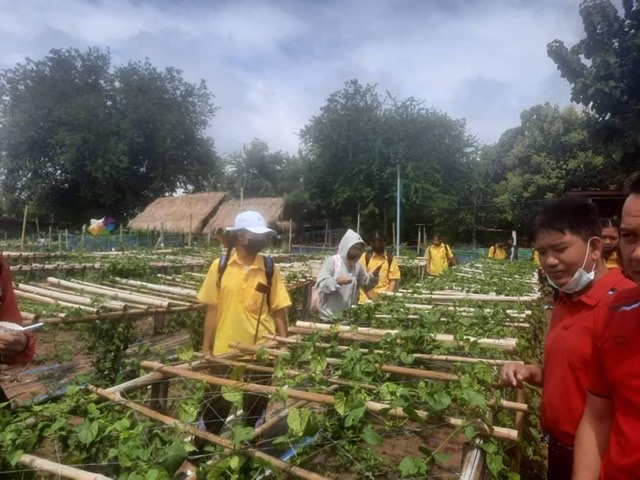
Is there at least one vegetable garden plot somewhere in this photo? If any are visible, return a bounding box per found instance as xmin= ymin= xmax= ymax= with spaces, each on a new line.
xmin=0 ymin=259 xmax=542 ymax=479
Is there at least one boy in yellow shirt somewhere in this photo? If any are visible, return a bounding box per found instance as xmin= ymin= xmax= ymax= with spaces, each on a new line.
xmin=425 ymin=234 xmax=456 ymax=276
xmin=488 ymin=242 xmax=508 ymax=260
xmin=359 ymin=233 xmax=401 ymax=303
xmin=179 ymin=211 xmax=291 ymax=476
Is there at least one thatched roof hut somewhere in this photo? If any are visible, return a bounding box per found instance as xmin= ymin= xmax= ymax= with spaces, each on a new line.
xmin=129 ymin=192 xmax=226 ymax=233
xmin=203 ymin=197 xmax=289 ymax=233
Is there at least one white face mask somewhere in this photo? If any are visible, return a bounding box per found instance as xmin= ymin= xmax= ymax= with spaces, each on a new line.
xmin=546 ymin=239 xmax=596 ymax=294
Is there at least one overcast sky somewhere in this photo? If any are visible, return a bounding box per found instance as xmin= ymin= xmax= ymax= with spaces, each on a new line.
xmin=0 ymin=0 xmax=587 ymax=155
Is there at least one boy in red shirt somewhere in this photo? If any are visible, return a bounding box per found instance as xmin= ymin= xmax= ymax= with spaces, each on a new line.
xmin=499 ymin=198 xmax=634 ymax=479
xmin=573 ymin=175 xmax=640 ymax=480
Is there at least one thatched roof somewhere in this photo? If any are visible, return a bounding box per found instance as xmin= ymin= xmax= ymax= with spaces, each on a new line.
xmin=203 ymin=197 xmax=288 ymax=233
xmin=129 ymin=192 xmax=226 ymax=233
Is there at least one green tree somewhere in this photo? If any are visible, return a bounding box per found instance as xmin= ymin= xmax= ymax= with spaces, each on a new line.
xmin=490 ymin=103 xmax=622 ymax=231
xmin=0 ymin=47 xmax=218 ymax=223
xmin=223 ymin=139 xmax=287 ymax=197
xmin=300 ymin=79 xmax=476 ymax=241
xmin=548 ymin=0 xmax=640 ymax=169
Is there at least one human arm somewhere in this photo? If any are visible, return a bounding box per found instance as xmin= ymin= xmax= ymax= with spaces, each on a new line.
xmin=272 ymin=308 xmax=288 ymax=338
xmin=425 ymin=249 xmax=432 ymax=275
xmin=388 ymin=279 xmax=398 ymax=292
xmin=499 ymin=362 xmax=544 ymax=388
xmin=572 ymin=393 xmax=612 ymax=480
xmin=356 ymin=263 xmax=379 ymax=292
xmin=201 ymin=305 xmax=218 ymax=355
xmin=0 ymin=255 xmax=34 ymax=364
xmin=316 ymin=256 xmax=343 ymax=293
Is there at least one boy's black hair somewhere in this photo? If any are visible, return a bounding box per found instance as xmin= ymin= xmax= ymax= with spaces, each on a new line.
xmin=533 ymin=197 xmax=601 ymax=241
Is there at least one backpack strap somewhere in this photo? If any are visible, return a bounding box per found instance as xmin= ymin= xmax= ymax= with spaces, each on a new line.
xmin=263 ymin=255 xmax=274 ymax=311
xmin=217 ymin=254 xmax=229 ymax=287
xmin=365 ymin=250 xmax=372 ymax=267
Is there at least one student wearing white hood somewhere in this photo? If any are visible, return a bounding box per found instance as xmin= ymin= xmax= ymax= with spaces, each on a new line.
xmin=315 ymin=229 xmax=380 ymax=319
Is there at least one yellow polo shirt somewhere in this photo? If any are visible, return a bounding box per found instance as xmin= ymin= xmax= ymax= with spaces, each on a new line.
xmin=358 ymin=252 xmax=401 ymax=303
xmin=605 ymin=251 xmax=620 ymax=269
xmin=488 ymin=245 xmax=507 ymax=260
xmin=426 ymin=244 xmax=454 ymax=276
xmin=533 ymin=249 xmax=540 ymax=266
xmin=197 ymin=252 xmax=291 ymax=355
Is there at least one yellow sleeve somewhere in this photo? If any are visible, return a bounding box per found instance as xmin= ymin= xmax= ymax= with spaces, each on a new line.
xmin=388 ymin=257 xmax=401 ymax=280
xmin=197 ymin=258 xmax=221 ymax=306
xmin=446 ymin=246 xmax=454 ymax=259
xmin=488 ymin=246 xmax=495 ymax=258
xmin=269 ymin=264 xmax=292 ymax=312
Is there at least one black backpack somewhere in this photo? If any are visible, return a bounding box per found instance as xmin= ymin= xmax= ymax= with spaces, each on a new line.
xmin=217 ymin=254 xmax=275 ymax=310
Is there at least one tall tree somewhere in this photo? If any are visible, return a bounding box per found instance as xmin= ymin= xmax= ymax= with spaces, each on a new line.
xmin=0 ymin=47 xmax=218 ymax=223
xmin=300 ymin=79 xmax=476 ymax=240
xmin=548 ymin=0 xmax=640 ymax=169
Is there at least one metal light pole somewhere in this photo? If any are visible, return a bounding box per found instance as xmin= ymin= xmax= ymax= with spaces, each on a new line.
xmin=395 ymin=158 xmax=401 ymax=257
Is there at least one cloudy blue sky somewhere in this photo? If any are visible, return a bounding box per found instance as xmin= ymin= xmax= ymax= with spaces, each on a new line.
xmin=0 ymin=0 xmax=587 ymax=154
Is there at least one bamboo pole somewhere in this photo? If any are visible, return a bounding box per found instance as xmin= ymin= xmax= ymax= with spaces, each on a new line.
xmin=46 ymin=277 xmax=172 ymax=308
xmin=202 ymin=352 xmax=527 ymax=413
xmin=263 ymin=334 xmax=522 ymax=367
xmin=383 ymin=291 xmax=537 ymax=303
xmin=16 ymin=284 xmax=123 ymax=310
xmin=229 ymin=342 xmax=459 ymax=381
xmin=188 ymin=215 xmax=193 ymax=247
xmin=18 ymin=453 xmax=111 ymax=480
xmin=139 ymin=362 xmax=518 ymax=441
xmin=20 ymin=205 xmax=28 ymax=250
xmin=14 ymin=290 xmax=99 ymax=313
xmin=113 ymin=278 xmax=196 ymax=297
xmin=71 ymin=278 xmax=183 ymax=303
xmin=31 ymin=304 xmax=205 ymax=325
xmin=89 ymin=386 xmax=328 ymax=480
xmin=294 ymin=321 xmax=518 ymax=352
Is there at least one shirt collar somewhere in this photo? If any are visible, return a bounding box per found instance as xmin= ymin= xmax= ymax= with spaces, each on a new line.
xmin=227 ymin=251 xmax=264 ymax=270
xmin=563 ymin=268 xmax=626 ymax=307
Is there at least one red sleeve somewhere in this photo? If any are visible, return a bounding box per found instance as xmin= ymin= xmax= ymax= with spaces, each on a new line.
xmin=588 ymin=303 xmax=611 ymax=397
xmin=0 ymin=255 xmax=35 ymax=365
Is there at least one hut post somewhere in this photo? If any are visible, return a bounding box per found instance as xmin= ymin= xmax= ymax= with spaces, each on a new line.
xmin=48 ymin=226 xmax=52 ymax=250
xmin=356 ymin=211 xmax=360 ymax=235
xmin=417 ymin=226 xmax=421 ymax=255
xmin=207 ymin=230 xmax=212 ymax=247
xmin=65 ymin=229 xmax=69 ymax=250
xmin=57 ymin=229 xmax=62 ymax=253
xmin=81 ymin=225 xmax=86 ymax=248
xmin=119 ymin=224 xmax=124 ymax=245
xmin=188 ymin=215 xmax=193 ymax=247
xmin=20 ymin=204 xmax=28 ymax=250
xmin=324 ymin=220 xmax=329 ymax=247
xmin=240 ymin=187 xmax=244 ymax=208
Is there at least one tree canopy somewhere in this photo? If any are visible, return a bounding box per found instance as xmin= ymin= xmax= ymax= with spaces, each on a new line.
xmin=0 ymin=47 xmax=218 ymax=223
xmin=548 ymin=0 xmax=640 ymax=170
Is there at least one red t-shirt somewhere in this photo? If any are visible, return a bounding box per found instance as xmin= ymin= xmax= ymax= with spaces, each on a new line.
xmin=0 ymin=254 xmax=35 ymax=365
xmin=541 ymin=268 xmax=635 ymax=445
xmin=589 ymin=287 xmax=640 ymax=479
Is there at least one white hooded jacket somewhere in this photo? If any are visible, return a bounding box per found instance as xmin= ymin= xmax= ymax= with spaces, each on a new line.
xmin=315 ymin=229 xmax=378 ymax=320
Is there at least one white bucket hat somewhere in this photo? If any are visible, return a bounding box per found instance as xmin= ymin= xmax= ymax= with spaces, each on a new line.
xmin=226 ymin=210 xmax=275 ymax=235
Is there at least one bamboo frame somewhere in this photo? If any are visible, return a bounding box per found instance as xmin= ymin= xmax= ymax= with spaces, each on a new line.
xmin=294 ymin=321 xmax=518 ymax=351
xmin=89 ymin=386 xmax=328 ymax=480
xmin=139 ymin=361 xmax=518 ymax=441
xmin=262 ymin=334 xmax=523 ymax=366
xmin=18 ymin=454 xmax=111 ymax=480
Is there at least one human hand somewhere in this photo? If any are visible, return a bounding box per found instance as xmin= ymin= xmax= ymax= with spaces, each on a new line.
xmin=0 ymin=333 xmax=28 ymax=356
xmin=499 ymin=362 xmax=534 ymax=388
xmin=371 ymin=265 xmax=383 ymax=277
xmin=336 ymin=276 xmax=353 ymax=286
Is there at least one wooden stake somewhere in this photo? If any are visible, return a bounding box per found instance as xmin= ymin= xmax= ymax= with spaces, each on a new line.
xmin=18 ymin=454 xmax=111 ymax=480
xmin=188 ymin=215 xmax=193 ymax=247
xmin=20 ymin=205 xmax=28 ymax=250
xmin=139 ymin=362 xmax=518 ymax=441
xmin=288 ymin=219 xmax=293 ymax=253
xmin=89 ymin=386 xmax=328 ymax=480
xmin=294 ymin=321 xmax=517 ymax=351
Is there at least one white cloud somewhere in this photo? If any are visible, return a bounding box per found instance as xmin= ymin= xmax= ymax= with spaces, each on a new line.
xmin=0 ymin=0 xmax=588 ymax=153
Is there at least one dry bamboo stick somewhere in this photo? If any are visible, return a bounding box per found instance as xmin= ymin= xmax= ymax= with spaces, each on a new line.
xmin=39 ymin=284 xmax=130 ymax=310
xmin=34 ymin=304 xmax=204 ymax=325
xmin=14 ymin=290 xmax=98 ymax=313
xmin=89 ymin=386 xmax=328 ymax=480
xmin=101 ymin=281 xmax=192 ymax=306
xmin=139 ymin=362 xmax=518 ymax=441
xmin=46 ymin=278 xmax=171 ymax=308
xmin=228 ymin=342 xmax=459 ymax=381
xmin=402 ymin=303 xmax=531 ymax=318
xmin=295 ymin=321 xmax=518 ymax=352
xmin=385 ymin=291 xmax=537 ymax=303
xmin=20 ymin=311 xmax=40 ymax=322
xmin=372 ymin=313 xmax=529 ymax=329
xmin=17 ymin=283 xmax=124 ymax=310
xmin=263 ymin=334 xmax=522 ymax=367
xmin=71 ymin=278 xmax=181 ymax=302
xmin=114 ymin=278 xmax=197 ymax=297
xmin=18 ymin=453 xmax=111 ymax=480
xmin=202 ymin=353 xmax=527 ymax=413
